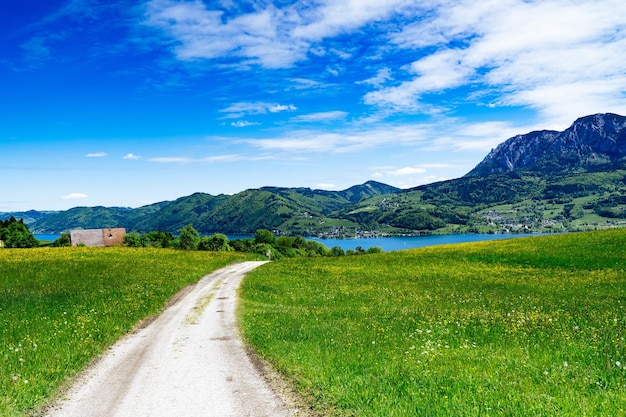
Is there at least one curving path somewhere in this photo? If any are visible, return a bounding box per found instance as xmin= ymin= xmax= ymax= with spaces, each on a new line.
xmin=44 ymin=261 xmax=296 ymax=417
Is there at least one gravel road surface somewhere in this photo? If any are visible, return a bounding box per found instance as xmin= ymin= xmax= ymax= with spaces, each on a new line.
xmin=44 ymin=261 xmax=297 ymax=417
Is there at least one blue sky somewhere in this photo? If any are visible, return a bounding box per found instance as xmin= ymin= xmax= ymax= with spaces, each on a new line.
xmin=2 ymin=0 xmax=625 ymax=211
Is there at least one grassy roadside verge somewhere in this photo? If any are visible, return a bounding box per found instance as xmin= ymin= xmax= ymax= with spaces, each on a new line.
xmin=0 ymin=247 xmax=255 ymax=417
xmin=239 ymin=229 xmax=626 ymax=416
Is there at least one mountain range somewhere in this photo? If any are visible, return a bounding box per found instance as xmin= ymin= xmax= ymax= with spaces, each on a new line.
xmin=4 ymin=113 xmax=626 ymax=236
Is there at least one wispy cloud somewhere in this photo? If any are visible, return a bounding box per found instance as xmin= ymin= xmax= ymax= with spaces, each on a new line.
xmin=270 ymin=104 xmax=297 ymax=113
xmin=19 ymin=36 xmax=53 ymax=69
xmin=425 ymin=120 xmax=529 ymax=152
xmin=123 ymin=153 xmax=141 ymax=160
xmin=144 ymin=0 xmax=307 ymax=69
xmin=148 ymin=154 xmax=272 ymax=164
xmin=239 ymin=117 xmax=523 ymax=156
xmin=220 ymin=101 xmax=297 ymax=118
xmin=62 ymin=193 xmax=88 ymax=200
xmin=240 ymin=124 xmax=431 ymax=154
xmin=358 ymin=68 xmax=393 ymax=88
xmin=381 ymin=166 xmax=427 ymax=176
xmin=366 ymin=0 xmax=626 ymax=125
xmin=143 ymin=0 xmax=416 ymax=69
xmin=231 ymin=120 xmax=261 ymax=128
xmin=286 ymin=78 xmax=332 ymax=91
xmin=12 ymin=0 xmax=135 ymax=71
xmin=370 ymin=166 xmax=450 ymax=189
xmin=144 ymin=0 xmax=626 ymax=127
xmin=86 ymin=152 xmax=107 ymax=157
xmin=291 ymin=111 xmax=348 ymax=123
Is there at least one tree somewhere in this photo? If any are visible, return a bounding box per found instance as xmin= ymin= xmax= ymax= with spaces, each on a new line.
xmin=51 ymin=233 xmax=72 ymax=247
xmin=293 ymin=236 xmax=307 ymax=249
xmin=254 ymin=229 xmax=276 ymax=245
xmin=330 ymin=245 xmax=345 ymax=256
xmin=124 ymin=231 xmax=148 ymax=247
xmin=254 ymin=243 xmax=278 ymax=259
xmin=230 ymin=238 xmax=254 ymax=252
xmin=198 ymin=234 xmax=231 ymax=251
xmin=145 ymin=231 xmax=174 ymax=248
xmin=354 ymin=245 xmax=367 ymax=255
xmin=0 ymin=217 xmax=39 ymax=248
xmin=179 ymin=224 xmax=200 ymax=250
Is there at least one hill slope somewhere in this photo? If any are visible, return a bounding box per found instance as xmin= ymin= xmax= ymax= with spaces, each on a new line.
xmin=29 ymin=181 xmax=401 ymax=235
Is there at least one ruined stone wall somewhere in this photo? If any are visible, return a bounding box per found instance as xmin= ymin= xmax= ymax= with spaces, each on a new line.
xmin=71 ymin=228 xmax=126 ymax=247
xmin=102 ymin=228 xmax=126 ymax=246
xmin=71 ymin=229 xmax=103 ymax=246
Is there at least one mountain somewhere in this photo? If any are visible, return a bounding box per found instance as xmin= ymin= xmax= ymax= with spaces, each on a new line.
xmin=336 ymin=181 xmax=401 ymax=202
xmin=28 ymin=181 xmax=401 ymax=235
xmin=29 ymin=202 xmax=169 ymax=234
xmin=344 ymin=113 xmax=626 ymax=234
xmin=20 ymin=114 xmax=626 ymax=236
xmin=0 ymin=210 xmax=58 ymax=225
xmin=468 ymin=113 xmax=626 ymax=176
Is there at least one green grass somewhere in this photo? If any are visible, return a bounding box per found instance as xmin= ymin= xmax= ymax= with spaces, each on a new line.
xmin=0 ymin=247 xmax=255 ymax=417
xmin=239 ymin=229 xmax=626 ymax=416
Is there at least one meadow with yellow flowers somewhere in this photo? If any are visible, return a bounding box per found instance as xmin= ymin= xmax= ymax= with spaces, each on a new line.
xmin=0 ymin=247 xmax=252 ymax=417
xmin=240 ymin=229 xmax=626 ymax=416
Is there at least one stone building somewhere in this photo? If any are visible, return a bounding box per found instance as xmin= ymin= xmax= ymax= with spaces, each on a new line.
xmin=70 ymin=228 xmax=126 ymax=247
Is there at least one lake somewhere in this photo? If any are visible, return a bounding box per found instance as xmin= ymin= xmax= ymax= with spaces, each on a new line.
xmin=310 ymin=233 xmax=539 ymax=252
xmin=36 ymin=233 xmax=539 ymax=252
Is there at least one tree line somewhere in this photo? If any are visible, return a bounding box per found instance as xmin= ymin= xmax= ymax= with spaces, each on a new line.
xmin=42 ymin=224 xmax=382 ymax=257
xmin=0 ymin=219 xmax=382 ymax=256
xmin=121 ymin=225 xmax=382 ymax=258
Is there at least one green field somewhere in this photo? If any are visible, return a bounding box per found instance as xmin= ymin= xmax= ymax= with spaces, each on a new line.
xmin=0 ymin=247 xmax=254 ymax=417
xmin=239 ymin=229 xmax=626 ymax=416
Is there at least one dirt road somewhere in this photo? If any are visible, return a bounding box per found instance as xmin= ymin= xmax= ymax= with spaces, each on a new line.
xmin=44 ymin=261 xmax=297 ymax=417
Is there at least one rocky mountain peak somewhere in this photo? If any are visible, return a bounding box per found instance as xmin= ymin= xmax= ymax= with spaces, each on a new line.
xmin=467 ymin=113 xmax=626 ymax=176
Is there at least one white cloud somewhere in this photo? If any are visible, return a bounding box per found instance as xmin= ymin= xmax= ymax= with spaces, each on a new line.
xmin=427 ymin=121 xmax=527 ymax=152
xmin=291 ymin=111 xmax=347 ymax=123
xmin=142 ymin=0 xmax=626 ymax=127
xmin=240 ymin=123 xmax=432 ymax=155
xmin=359 ymin=68 xmax=393 ymax=88
xmin=148 ymin=154 xmax=272 ymax=164
xmin=287 ymin=78 xmax=330 ymax=90
xmin=144 ymin=0 xmax=417 ymax=69
xmin=366 ymin=0 xmax=626 ymax=125
xmin=291 ymin=0 xmax=417 ymax=41
xmin=140 ymin=0 xmax=626 ymax=156
xmin=62 ymin=193 xmax=88 ymax=200
xmin=269 ymin=104 xmax=297 ymax=113
xmin=370 ymin=165 xmax=452 ymax=188
xmin=144 ymin=0 xmax=307 ymax=68
xmin=123 ymin=153 xmax=141 ymax=160
xmin=390 ymin=167 xmax=427 ymax=176
xmin=148 ymin=156 xmax=189 ymax=163
xmin=238 ymin=115 xmax=541 ymax=160
xmin=86 ymin=152 xmax=107 ymax=157
xmin=220 ymin=101 xmax=297 ymax=118
xmin=232 ymin=120 xmax=261 ymax=127
xmin=371 ymin=166 xmax=426 ymax=180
